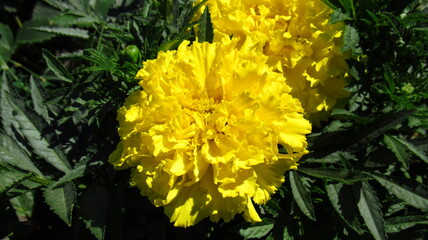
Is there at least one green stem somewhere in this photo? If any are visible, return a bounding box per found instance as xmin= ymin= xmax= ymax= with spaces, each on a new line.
xmin=3 ymin=57 xmax=46 ymax=81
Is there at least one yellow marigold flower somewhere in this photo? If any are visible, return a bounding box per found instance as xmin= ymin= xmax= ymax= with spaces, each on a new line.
xmin=109 ymin=38 xmax=311 ymax=227
xmin=195 ymin=0 xmax=350 ymax=125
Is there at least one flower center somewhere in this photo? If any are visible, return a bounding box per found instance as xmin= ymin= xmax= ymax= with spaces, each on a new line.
xmin=189 ymin=98 xmax=217 ymax=115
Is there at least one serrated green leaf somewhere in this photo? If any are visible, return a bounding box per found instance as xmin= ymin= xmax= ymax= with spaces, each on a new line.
xmin=239 ymin=219 xmax=274 ymax=239
xmin=371 ymin=173 xmax=428 ymax=210
xmin=198 ymin=6 xmax=214 ymax=43
xmin=349 ymin=110 xmax=415 ymax=151
xmin=385 ymin=215 xmax=428 ymax=233
xmin=32 ymin=26 xmax=89 ymax=39
xmin=353 ymin=181 xmax=386 ymax=240
xmin=326 ymin=183 xmax=364 ymax=234
xmin=44 ymin=182 xmax=76 ymax=226
xmin=30 ymin=76 xmax=50 ymax=123
xmin=304 ymin=151 xmax=357 ymax=164
xmin=329 ymin=9 xmax=352 ymax=24
xmin=393 ymin=136 xmax=428 ymax=164
xmin=309 ymin=111 xmax=414 ymax=158
xmin=15 ymin=19 xmax=55 ymax=45
xmin=83 ymin=48 xmax=118 ymax=72
xmin=289 ymin=171 xmax=316 ymax=221
xmin=342 ymin=25 xmax=359 ymax=52
xmin=42 ymin=49 xmax=73 ymax=83
xmin=158 ymin=38 xmax=182 ymax=52
xmin=323 ymin=120 xmax=353 ymax=133
xmin=298 ymin=167 xmax=369 ymax=184
xmin=51 ymin=159 xmax=103 ymax=188
xmin=1 ymin=73 xmax=15 ymax=135
xmin=80 ymin=184 xmax=108 ymax=240
xmin=383 ymin=135 xmax=410 ymax=168
xmin=10 ymin=191 xmax=35 ymax=219
xmin=4 ymin=91 xmax=71 ymax=173
xmin=0 ymin=132 xmax=43 ymax=176
xmin=42 ymin=0 xmax=72 ymax=11
xmin=0 ymin=165 xmax=29 ymax=193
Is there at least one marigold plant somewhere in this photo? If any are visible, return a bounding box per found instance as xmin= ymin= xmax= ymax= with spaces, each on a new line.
xmin=109 ymin=38 xmax=311 ymax=227
xmin=196 ymin=0 xmax=350 ymax=124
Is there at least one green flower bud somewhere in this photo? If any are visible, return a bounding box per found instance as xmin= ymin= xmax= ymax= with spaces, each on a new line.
xmin=122 ymin=45 xmax=141 ymax=64
xmin=401 ymin=83 xmax=414 ymax=94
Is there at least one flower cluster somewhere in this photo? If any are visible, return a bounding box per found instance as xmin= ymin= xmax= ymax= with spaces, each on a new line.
xmin=109 ymin=38 xmax=311 ymax=227
xmin=196 ymin=0 xmax=350 ymax=124
xmin=110 ymin=0 xmax=350 ymax=228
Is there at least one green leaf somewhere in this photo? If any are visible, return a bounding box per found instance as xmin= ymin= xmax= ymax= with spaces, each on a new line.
xmin=83 ymin=48 xmax=118 ymax=73
xmin=51 ymin=159 xmax=103 ymax=188
xmin=0 ymin=23 xmax=14 ymax=69
xmin=32 ymin=26 xmax=89 ymax=39
xmin=349 ymin=110 xmax=415 ymax=151
xmin=326 ymin=183 xmax=364 ymax=234
xmin=337 ymin=0 xmax=354 ymax=13
xmin=0 ymin=165 xmax=29 ymax=193
xmin=353 ymin=181 xmax=386 ymax=240
xmin=198 ymin=6 xmax=214 ymax=43
xmin=323 ymin=120 xmax=353 ymax=133
xmin=32 ymin=1 xmax=60 ymax=20
xmin=239 ymin=219 xmax=274 ymax=239
xmin=80 ymin=184 xmax=108 ymax=240
xmin=385 ymin=215 xmax=428 ymax=233
xmin=42 ymin=49 xmax=73 ymax=83
xmin=289 ymin=171 xmax=316 ymax=221
xmin=383 ymin=135 xmax=410 ymax=168
xmin=30 ymin=76 xmax=51 ymax=123
xmin=304 ymin=151 xmax=357 ymax=164
xmin=4 ymin=91 xmax=71 ymax=173
xmin=42 ymin=0 xmax=73 ymax=11
xmin=371 ymin=173 xmax=428 ymax=210
xmin=393 ymin=136 xmax=428 ymax=164
xmin=0 ymin=23 xmax=14 ymax=52
xmin=10 ymin=191 xmax=35 ymax=219
xmin=310 ymin=110 xmax=414 ymax=159
xmin=94 ymin=0 xmax=115 ymax=17
xmin=158 ymin=38 xmax=182 ymax=52
xmin=331 ymin=109 xmax=368 ymax=123
xmin=342 ymin=25 xmax=359 ymax=52
xmin=0 ymin=132 xmax=43 ymax=176
xmin=44 ymin=182 xmax=76 ymax=226
xmin=1 ymin=73 xmax=15 ymax=135
xmin=329 ymin=9 xmax=352 ymax=24
xmin=15 ymin=19 xmax=55 ymax=45
xmin=320 ymin=0 xmax=336 ymax=10
xmin=298 ymin=167 xmax=369 ymax=184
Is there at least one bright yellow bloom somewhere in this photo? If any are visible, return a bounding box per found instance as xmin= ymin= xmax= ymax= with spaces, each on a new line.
xmin=109 ymin=38 xmax=311 ymax=227
xmin=196 ymin=0 xmax=350 ymax=125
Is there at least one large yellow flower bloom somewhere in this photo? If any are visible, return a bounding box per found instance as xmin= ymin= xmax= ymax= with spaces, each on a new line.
xmin=109 ymin=38 xmax=311 ymax=227
xmin=196 ymin=0 xmax=350 ymax=125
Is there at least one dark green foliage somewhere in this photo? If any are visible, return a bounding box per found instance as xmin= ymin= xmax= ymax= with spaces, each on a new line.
xmin=0 ymin=0 xmax=427 ymax=239
xmin=198 ymin=5 xmax=214 ymax=43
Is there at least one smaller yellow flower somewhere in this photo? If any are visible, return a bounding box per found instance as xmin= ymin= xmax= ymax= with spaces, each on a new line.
xmin=110 ymin=38 xmax=311 ymax=227
xmin=195 ymin=0 xmax=351 ymax=125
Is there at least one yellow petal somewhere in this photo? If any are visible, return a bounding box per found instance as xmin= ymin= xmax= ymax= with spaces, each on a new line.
xmin=243 ymin=196 xmax=262 ymax=223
